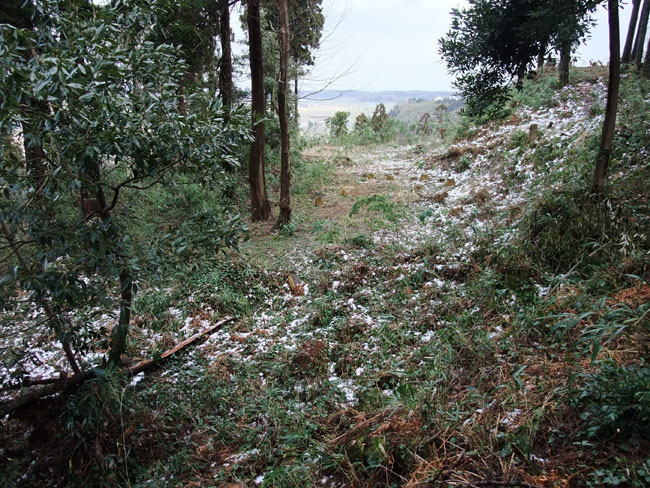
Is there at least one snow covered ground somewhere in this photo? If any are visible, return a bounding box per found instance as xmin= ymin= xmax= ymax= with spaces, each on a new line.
xmin=0 ymin=78 xmax=606 ymax=412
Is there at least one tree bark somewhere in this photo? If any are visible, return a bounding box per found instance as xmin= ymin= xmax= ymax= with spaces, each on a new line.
xmin=7 ymin=34 xmax=81 ymax=375
xmin=593 ymin=0 xmax=621 ymax=194
xmin=515 ymin=63 xmax=526 ymax=89
xmin=559 ymin=42 xmax=571 ymax=86
xmin=537 ymin=43 xmax=546 ymax=73
xmin=22 ymin=43 xmax=48 ymax=186
xmin=218 ymin=0 xmax=237 ymax=175
xmin=276 ymin=0 xmax=291 ymax=227
xmin=85 ymin=167 xmax=134 ymax=365
xmin=178 ymin=72 xmax=196 ymax=116
xmin=218 ymin=0 xmax=233 ymax=119
xmin=294 ymin=73 xmax=299 ymax=121
xmin=108 ymin=271 xmax=132 ymax=364
xmin=622 ymin=0 xmax=641 ymax=63
xmin=178 ymin=78 xmax=187 ymax=116
xmin=643 ymin=34 xmax=650 ymax=76
xmin=632 ymin=0 xmax=650 ymax=67
xmin=247 ymin=0 xmax=271 ymax=221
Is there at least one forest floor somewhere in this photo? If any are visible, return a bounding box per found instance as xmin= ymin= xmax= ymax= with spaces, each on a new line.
xmin=2 ymin=68 xmax=650 ymax=487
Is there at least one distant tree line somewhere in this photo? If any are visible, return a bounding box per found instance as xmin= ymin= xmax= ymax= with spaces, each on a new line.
xmin=439 ymin=0 xmax=601 ymax=117
xmin=440 ymin=0 xmax=647 ymax=194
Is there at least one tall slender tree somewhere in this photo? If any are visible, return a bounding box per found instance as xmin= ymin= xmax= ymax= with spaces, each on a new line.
xmin=247 ymin=0 xmax=272 ymax=221
xmin=593 ymin=0 xmax=621 ymax=194
xmin=276 ymin=0 xmax=291 ymax=226
xmin=559 ymin=41 xmax=572 ymax=86
xmin=218 ymin=0 xmax=234 ymax=118
xmin=1 ymin=2 xmax=50 ymax=182
xmin=622 ymin=0 xmax=641 ymax=63
xmin=643 ymin=33 xmax=650 ymax=76
xmin=286 ymin=0 xmax=324 ymax=116
xmin=1 ymin=0 xmax=81 ymax=373
xmin=262 ymin=0 xmax=324 ymax=117
xmin=549 ymin=0 xmax=599 ymax=87
xmin=632 ymin=0 xmax=650 ymax=66
xmin=217 ymin=0 xmax=238 ymax=176
xmin=537 ymin=40 xmax=548 ymax=71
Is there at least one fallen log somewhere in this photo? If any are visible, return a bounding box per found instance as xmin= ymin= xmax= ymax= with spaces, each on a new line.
xmin=0 ymin=372 xmax=94 ymax=418
xmin=0 ymin=316 xmax=235 ymax=418
xmin=127 ymin=316 xmax=234 ymax=376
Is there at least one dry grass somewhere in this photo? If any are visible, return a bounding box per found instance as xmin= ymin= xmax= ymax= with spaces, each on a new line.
xmin=443 ymin=144 xmax=484 ymax=160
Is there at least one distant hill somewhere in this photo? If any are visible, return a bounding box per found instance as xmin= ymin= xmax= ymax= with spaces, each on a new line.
xmin=297 ymin=89 xmax=462 ymax=133
xmin=389 ymin=97 xmax=465 ymax=124
xmin=299 ymin=90 xmax=456 ymax=104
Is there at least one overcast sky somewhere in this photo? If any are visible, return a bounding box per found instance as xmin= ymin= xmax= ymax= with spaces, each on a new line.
xmin=234 ymin=1 xmax=635 ymax=93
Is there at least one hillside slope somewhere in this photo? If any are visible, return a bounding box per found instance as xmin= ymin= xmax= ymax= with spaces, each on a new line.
xmin=2 ymin=69 xmax=649 ymax=487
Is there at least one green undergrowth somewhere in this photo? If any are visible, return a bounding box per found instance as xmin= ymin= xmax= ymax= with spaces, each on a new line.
xmin=3 ymin=69 xmax=650 ymax=487
xmin=348 ymin=194 xmax=406 ymax=230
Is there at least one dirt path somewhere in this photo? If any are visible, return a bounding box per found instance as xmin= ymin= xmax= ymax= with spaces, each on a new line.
xmin=2 ymin=73 xmax=605 ymax=390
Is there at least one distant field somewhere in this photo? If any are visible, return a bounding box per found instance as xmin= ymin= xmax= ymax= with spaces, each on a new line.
xmin=298 ymin=101 xmax=397 ymax=134
xmin=298 ymin=93 xmax=463 ymax=134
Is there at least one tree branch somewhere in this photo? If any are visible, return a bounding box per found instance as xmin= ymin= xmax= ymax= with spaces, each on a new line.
xmin=0 ymin=316 xmax=235 ymax=418
xmin=0 ymin=220 xmax=82 ymax=377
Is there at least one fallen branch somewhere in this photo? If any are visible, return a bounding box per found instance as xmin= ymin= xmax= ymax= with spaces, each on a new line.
xmin=0 ymin=316 xmax=235 ymax=418
xmin=127 ymin=316 xmax=235 ymax=376
xmin=0 ymin=372 xmax=93 ymax=419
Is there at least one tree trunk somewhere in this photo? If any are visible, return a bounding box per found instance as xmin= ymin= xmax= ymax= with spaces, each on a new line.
xmin=9 ymin=43 xmax=81 ymax=375
xmin=276 ymin=0 xmax=291 ymax=227
xmin=294 ymin=73 xmax=299 ymax=123
xmin=515 ymin=63 xmax=526 ymax=89
xmin=537 ymin=45 xmax=546 ymax=73
xmin=86 ymin=167 xmax=134 ymax=364
xmin=632 ymin=0 xmax=650 ymax=67
xmin=22 ymin=46 xmax=49 ymax=186
xmin=44 ymin=303 xmax=82 ymax=376
xmin=218 ymin=0 xmax=233 ymax=119
xmin=247 ymin=0 xmax=271 ymax=221
xmin=109 ymin=270 xmax=132 ymax=364
xmin=622 ymin=0 xmax=641 ymax=63
xmin=593 ymin=0 xmax=621 ymax=194
xmin=559 ymin=42 xmax=571 ymax=86
xmin=178 ymin=72 xmax=196 ymax=115
xmin=643 ymin=34 xmax=650 ymax=76
xmin=218 ymin=0 xmax=236 ymax=175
